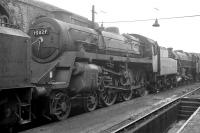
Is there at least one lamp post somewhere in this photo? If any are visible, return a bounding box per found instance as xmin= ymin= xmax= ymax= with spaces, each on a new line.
xmin=92 ymin=5 xmax=96 ymax=28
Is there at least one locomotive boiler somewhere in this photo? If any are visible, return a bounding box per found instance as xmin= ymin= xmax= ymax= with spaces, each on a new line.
xmin=29 ymin=17 xmax=153 ymax=120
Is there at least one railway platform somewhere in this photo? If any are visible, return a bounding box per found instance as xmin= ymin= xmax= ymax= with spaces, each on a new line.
xmin=177 ymin=106 xmax=200 ymax=133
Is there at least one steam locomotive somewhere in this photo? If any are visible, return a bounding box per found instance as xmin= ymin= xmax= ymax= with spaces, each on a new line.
xmin=28 ymin=17 xmax=200 ymax=120
xmin=28 ymin=17 xmax=151 ymax=120
xmin=1 ymin=15 xmax=200 ymax=130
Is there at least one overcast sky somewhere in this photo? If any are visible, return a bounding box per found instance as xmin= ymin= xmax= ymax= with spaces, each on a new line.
xmin=40 ymin=0 xmax=200 ymax=53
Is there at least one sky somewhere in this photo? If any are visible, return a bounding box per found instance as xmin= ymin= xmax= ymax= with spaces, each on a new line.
xmin=40 ymin=0 xmax=200 ymax=53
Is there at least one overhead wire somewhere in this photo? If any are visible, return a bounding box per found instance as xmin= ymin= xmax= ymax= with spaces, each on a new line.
xmin=98 ymin=14 xmax=200 ymax=23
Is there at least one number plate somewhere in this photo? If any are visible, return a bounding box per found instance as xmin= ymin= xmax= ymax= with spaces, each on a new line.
xmin=33 ymin=28 xmax=48 ymax=36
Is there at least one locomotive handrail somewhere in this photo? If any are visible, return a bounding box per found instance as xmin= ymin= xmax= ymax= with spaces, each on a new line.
xmin=75 ymin=40 xmax=97 ymax=46
xmin=31 ymin=36 xmax=60 ymax=49
xmin=75 ymin=40 xmax=139 ymax=54
xmin=69 ymin=27 xmax=98 ymax=36
xmin=31 ymin=36 xmax=44 ymax=45
xmin=69 ymin=27 xmax=128 ymax=43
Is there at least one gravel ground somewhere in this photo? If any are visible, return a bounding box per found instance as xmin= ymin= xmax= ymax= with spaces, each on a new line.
xmin=20 ymin=83 xmax=200 ymax=133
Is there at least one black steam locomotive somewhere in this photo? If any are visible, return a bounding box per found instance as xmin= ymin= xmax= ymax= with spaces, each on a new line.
xmin=1 ymin=15 xmax=200 ymax=130
xmin=28 ymin=17 xmax=200 ymax=120
xmin=28 ymin=17 xmax=156 ymax=120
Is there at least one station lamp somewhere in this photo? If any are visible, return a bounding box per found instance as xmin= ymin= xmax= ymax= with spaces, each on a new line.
xmin=152 ymin=18 xmax=160 ymax=27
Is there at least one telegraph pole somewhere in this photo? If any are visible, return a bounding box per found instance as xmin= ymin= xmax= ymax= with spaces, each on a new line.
xmin=92 ymin=5 xmax=95 ymax=28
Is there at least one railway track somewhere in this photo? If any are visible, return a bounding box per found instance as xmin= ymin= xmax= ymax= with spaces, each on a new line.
xmin=19 ymin=83 xmax=200 ymax=133
xmin=101 ymin=86 xmax=200 ymax=133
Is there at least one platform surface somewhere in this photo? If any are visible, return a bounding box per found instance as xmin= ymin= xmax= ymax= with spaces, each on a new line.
xmin=179 ymin=105 xmax=200 ymax=133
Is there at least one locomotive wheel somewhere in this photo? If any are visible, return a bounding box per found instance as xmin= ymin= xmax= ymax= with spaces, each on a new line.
xmin=100 ymin=88 xmax=117 ymax=106
xmin=83 ymin=92 xmax=98 ymax=112
xmin=121 ymin=89 xmax=133 ymax=101
xmin=50 ymin=91 xmax=71 ymax=121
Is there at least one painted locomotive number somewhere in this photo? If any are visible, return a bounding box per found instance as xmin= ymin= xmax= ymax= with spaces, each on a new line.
xmin=33 ymin=29 xmax=48 ymax=36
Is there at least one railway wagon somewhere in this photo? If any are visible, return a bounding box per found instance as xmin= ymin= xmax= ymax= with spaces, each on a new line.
xmin=0 ymin=22 xmax=32 ymax=129
xmin=28 ymin=17 xmax=154 ymax=120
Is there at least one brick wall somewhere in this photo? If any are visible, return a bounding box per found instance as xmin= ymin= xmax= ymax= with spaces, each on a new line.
xmin=0 ymin=0 xmax=93 ymax=33
xmin=1 ymin=0 xmax=51 ymax=32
